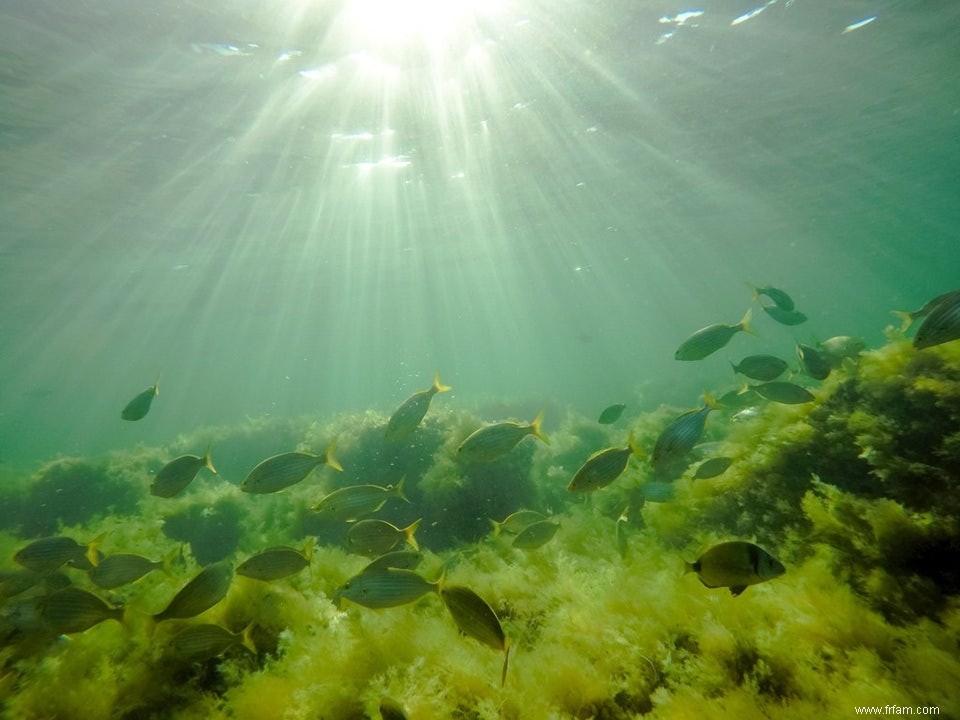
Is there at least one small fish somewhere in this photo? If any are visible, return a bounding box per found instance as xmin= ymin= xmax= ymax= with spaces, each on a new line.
xmin=817 ymin=336 xmax=865 ymax=366
xmin=168 ymin=623 xmax=256 ymax=663
xmin=311 ymin=478 xmax=408 ymax=520
xmin=241 ymin=438 xmax=342 ymax=494
xmin=511 ymin=519 xmax=560 ymax=549
xmin=685 ymin=541 xmax=785 ymax=596
xmin=385 ymin=373 xmax=452 ymax=442
xmin=38 ymin=587 xmax=124 ymax=634
xmin=152 ymin=560 xmax=234 ymax=623
xmin=236 ymin=542 xmax=312 ymax=581
xmin=151 ymin=447 xmax=217 ymax=498
xmin=753 ymin=381 xmax=814 ymax=404
xmin=14 ymin=535 xmax=104 ymax=573
xmin=121 ymin=374 xmax=160 ymax=421
xmin=760 ymin=305 xmax=807 ymax=326
xmin=914 ymin=290 xmax=960 ymax=350
xmin=748 ymin=284 xmax=795 ymax=311
xmin=489 ymin=510 xmax=548 ymax=537
xmin=440 ymin=584 xmax=510 ymax=686
xmin=692 ymin=456 xmax=733 ymax=480
xmin=361 ymin=550 xmax=424 ymax=573
xmin=731 ymin=406 xmax=761 ymax=423
xmin=796 ymin=343 xmax=831 ymax=381
xmin=651 ymin=399 xmax=714 ymax=469
xmin=716 ymin=384 xmax=758 ymax=409
xmin=457 ymin=411 xmax=549 ymax=464
xmin=334 ymin=568 xmax=439 ymax=609
xmin=674 ymin=310 xmax=752 ymax=361
xmin=730 ymin=354 xmax=787 ymax=381
xmin=346 ymin=518 xmax=421 ymax=557
xmin=89 ymin=552 xmax=169 ymax=589
xmin=597 ymin=403 xmax=626 ymax=425
xmin=892 ymin=290 xmax=960 ymax=332
xmin=567 ymin=432 xmax=643 ymax=492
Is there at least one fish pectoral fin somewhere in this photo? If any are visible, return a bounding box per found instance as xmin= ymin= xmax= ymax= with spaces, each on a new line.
xmin=729 ymin=585 xmax=748 ymax=597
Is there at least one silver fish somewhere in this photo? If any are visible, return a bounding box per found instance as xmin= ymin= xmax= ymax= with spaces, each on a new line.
xmin=152 ymin=560 xmax=233 ymax=623
xmin=457 ymin=412 xmax=549 ymax=464
xmin=511 ymin=519 xmax=560 ymax=549
xmin=652 ymin=401 xmax=714 ymax=469
xmin=236 ymin=543 xmax=312 ymax=581
xmin=334 ymin=568 xmax=439 ymax=609
xmin=14 ymin=535 xmax=104 ymax=573
xmin=675 ymin=310 xmax=752 ymax=361
xmin=38 ymin=587 xmax=124 ymax=634
xmin=89 ymin=552 xmax=168 ymax=589
xmin=241 ymin=439 xmax=342 ymax=494
xmin=567 ymin=432 xmax=643 ymax=492
xmin=311 ymin=478 xmax=408 ymax=520
xmin=151 ymin=448 xmax=217 ymax=498
xmin=385 ymin=374 xmax=451 ymax=442
xmin=345 ymin=519 xmax=421 ymax=557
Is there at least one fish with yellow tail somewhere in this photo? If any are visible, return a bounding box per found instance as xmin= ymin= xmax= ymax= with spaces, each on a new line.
xmin=457 ymin=411 xmax=549 ymax=464
xmin=151 ymin=446 xmax=217 ymax=498
xmin=346 ymin=518 xmax=421 ymax=557
xmin=567 ymin=431 xmax=644 ymax=492
xmin=385 ymin=373 xmax=452 ymax=442
xmin=675 ymin=310 xmax=752 ymax=361
xmin=121 ymin=373 xmax=160 ymax=421
xmin=241 ymin=438 xmax=342 ymax=494
xmin=439 ymin=584 xmax=511 ymax=686
xmin=651 ymin=395 xmax=715 ymax=470
xmin=685 ymin=541 xmax=785 ymax=596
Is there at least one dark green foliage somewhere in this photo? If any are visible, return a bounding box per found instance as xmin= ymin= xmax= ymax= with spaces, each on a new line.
xmin=14 ymin=458 xmax=139 ymax=537
xmin=162 ymin=499 xmax=243 ymax=565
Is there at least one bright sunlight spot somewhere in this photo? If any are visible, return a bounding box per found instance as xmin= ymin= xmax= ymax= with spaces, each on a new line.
xmin=342 ymin=0 xmax=505 ymax=58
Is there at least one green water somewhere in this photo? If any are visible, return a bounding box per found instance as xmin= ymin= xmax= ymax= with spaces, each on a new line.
xmin=2 ymin=0 xmax=956 ymax=465
xmin=0 ymin=4 xmax=959 ymax=718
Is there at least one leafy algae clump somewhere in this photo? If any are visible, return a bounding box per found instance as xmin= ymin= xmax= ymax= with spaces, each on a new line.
xmin=2 ymin=337 xmax=960 ymax=718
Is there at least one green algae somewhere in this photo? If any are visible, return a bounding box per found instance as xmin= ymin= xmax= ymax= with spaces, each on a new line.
xmin=1 ymin=336 xmax=959 ymax=719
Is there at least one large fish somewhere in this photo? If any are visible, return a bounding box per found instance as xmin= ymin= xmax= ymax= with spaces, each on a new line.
xmin=675 ymin=311 xmax=752 ymax=361
xmin=685 ymin=541 xmax=785 ymax=596
xmin=457 ymin=412 xmax=549 ymax=464
xmin=241 ymin=439 xmax=342 ymax=494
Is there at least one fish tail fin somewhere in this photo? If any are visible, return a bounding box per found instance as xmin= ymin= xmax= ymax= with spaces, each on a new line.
xmin=203 ymin=445 xmax=218 ymax=475
xmin=489 ymin=518 xmax=502 ymax=537
xmin=891 ymin=310 xmax=913 ymax=333
xmin=153 ymin=371 xmax=162 ymax=395
xmin=702 ymin=392 xmax=718 ymax=409
xmin=160 ymin=548 xmax=178 ymax=578
xmin=240 ymin=622 xmax=258 ymax=655
xmin=501 ymin=640 xmax=512 ymax=687
xmin=745 ymin=281 xmax=760 ymax=303
xmin=683 ymin=560 xmax=698 ymax=576
xmin=324 ymin=437 xmax=344 ymax=472
xmin=530 ymin=411 xmax=549 ymax=445
xmin=302 ymin=537 xmax=315 ymax=565
xmin=730 ymin=359 xmax=740 ymax=376
xmin=627 ymin=430 xmax=646 ymax=459
xmin=86 ymin=533 xmax=106 ymax=567
xmin=432 ymin=373 xmax=452 ymax=394
xmin=394 ymin=475 xmax=409 ymax=504
xmin=405 ymin=518 xmax=422 ymax=551
xmin=739 ymin=308 xmax=755 ymax=335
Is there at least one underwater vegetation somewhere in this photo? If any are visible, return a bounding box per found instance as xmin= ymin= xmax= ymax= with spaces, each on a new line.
xmin=2 ymin=302 xmax=960 ymax=718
